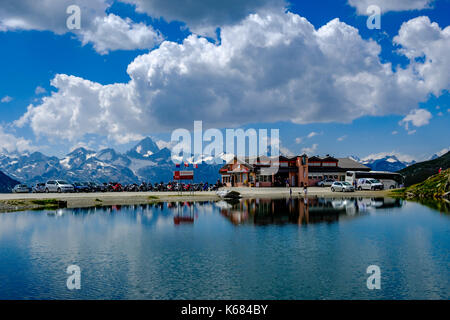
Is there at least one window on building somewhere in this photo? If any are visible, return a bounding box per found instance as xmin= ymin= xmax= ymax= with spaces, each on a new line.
xmin=323 ymin=162 xmax=338 ymax=167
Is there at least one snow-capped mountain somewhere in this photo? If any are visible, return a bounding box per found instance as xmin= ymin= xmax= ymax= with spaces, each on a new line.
xmin=0 ymin=137 xmax=224 ymax=185
xmin=126 ymin=137 xmax=160 ymax=159
xmin=360 ymin=155 xmax=416 ymax=172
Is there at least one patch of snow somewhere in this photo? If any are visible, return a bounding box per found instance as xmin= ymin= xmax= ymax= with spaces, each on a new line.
xmin=86 ymin=153 xmax=96 ymax=160
xmin=60 ymin=157 xmax=71 ymax=169
xmin=128 ymin=158 xmax=157 ymax=173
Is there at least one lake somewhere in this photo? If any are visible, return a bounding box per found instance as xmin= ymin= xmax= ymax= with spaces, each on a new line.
xmin=0 ymin=197 xmax=448 ymax=299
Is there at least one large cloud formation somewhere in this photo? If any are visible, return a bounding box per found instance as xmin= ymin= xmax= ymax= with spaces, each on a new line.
xmin=16 ymin=12 xmax=450 ymax=143
xmin=0 ymin=0 xmax=161 ymax=54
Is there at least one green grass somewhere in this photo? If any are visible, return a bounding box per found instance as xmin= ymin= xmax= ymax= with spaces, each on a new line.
xmin=31 ymin=199 xmax=67 ymax=209
xmin=148 ymin=195 xmax=159 ymax=200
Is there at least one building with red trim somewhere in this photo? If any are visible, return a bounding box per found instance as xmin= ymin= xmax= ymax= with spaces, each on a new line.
xmin=219 ymin=155 xmax=369 ymax=187
xmin=220 ymin=155 xmax=308 ymax=187
xmin=307 ymin=156 xmax=370 ymax=186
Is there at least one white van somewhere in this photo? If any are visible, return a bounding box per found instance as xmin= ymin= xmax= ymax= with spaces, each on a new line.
xmin=357 ymin=178 xmax=384 ymax=191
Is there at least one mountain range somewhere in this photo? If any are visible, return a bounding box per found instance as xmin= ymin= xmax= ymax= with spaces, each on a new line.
xmin=399 ymin=151 xmax=450 ymax=187
xmin=0 ymin=136 xmax=447 ymax=187
xmin=0 ymin=137 xmax=224 ymax=185
xmin=351 ymin=155 xmax=416 ymax=172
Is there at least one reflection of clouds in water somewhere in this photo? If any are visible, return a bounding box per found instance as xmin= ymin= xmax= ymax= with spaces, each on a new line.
xmin=400 ymin=225 xmax=446 ymax=298
xmin=0 ymin=200 xmax=448 ymax=299
xmin=0 ymin=212 xmax=38 ymax=238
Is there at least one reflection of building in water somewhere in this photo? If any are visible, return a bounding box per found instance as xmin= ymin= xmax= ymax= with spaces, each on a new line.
xmin=173 ymin=201 xmax=195 ymax=225
xmin=219 ymin=197 xmax=403 ymax=226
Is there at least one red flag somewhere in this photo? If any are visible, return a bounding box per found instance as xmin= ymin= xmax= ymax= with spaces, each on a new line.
xmin=194 ymin=164 xmax=198 ymax=169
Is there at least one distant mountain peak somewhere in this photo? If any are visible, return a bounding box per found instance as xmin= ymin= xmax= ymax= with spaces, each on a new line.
xmin=68 ymin=147 xmax=95 ymax=156
xmin=358 ymin=153 xmax=415 ymax=172
xmin=127 ymin=137 xmax=160 ymax=159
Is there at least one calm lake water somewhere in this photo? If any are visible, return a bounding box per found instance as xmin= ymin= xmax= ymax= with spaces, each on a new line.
xmin=0 ymin=197 xmax=449 ymax=300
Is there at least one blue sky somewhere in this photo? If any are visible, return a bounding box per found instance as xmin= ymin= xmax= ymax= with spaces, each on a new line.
xmin=0 ymin=0 xmax=449 ymax=161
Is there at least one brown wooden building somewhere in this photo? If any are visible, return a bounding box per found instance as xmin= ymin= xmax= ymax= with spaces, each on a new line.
xmin=220 ymin=155 xmax=308 ymax=187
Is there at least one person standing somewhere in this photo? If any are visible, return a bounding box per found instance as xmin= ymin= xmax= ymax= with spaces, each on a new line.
xmin=439 ymin=167 xmax=442 ymax=174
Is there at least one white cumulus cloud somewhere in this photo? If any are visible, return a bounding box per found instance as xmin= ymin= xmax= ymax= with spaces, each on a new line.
xmin=14 ymin=12 xmax=450 ymax=144
xmin=1 ymin=95 xmax=13 ymax=103
xmin=80 ymin=14 xmax=162 ymax=55
xmin=307 ymin=132 xmax=319 ymax=139
xmin=0 ymin=126 xmax=35 ymax=153
xmin=301 ymin=144 xmax=318 ymax=156
xmin=35 ymin=86 xmax=46 ymax=94
xmin=399 ymin=108 xmax=432 ymax=130
xmin=0 ymin=0 xmax=161 ymax=54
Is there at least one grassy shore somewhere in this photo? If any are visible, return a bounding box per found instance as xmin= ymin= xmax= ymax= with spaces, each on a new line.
xmin=390 ymin=168 xmax=450 ymax=200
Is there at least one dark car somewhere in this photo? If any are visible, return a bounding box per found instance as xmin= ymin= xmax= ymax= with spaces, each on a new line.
xmin=73 ymin=182 xmax=91 ymax=193
xmin=87 ymin=182 xmax=106 ymax=192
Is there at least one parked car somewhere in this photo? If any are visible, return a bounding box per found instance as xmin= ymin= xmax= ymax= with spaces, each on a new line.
xmin=45 ymin=180 xmax=74 ymax=193
xmin=317 ymin=179 xmax=335 ymax=187
xmin=12 ymin=184 xmax=30 ymax=193
xmin=87 ymin=182 xmax=106 ymax=192
xmin=357 ymin=178 xmax=384 ymax=191
xmin=73 ymin=182 xmax=91 ymax=193
xmin=331 ymin=181 xmax=355 ymax=192
xmin=32 ymin=183 xmax=46 ymax=193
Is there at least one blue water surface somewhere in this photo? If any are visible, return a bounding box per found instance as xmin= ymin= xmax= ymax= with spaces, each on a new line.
xmin=0 ymin=197 xmax=448 ymax=299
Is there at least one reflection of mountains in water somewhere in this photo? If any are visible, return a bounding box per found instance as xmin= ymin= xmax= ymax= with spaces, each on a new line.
xmin=47 ymin=201 xmax=215 ymax=226
xmin=219 ymin=197 xmax=404 ymax=226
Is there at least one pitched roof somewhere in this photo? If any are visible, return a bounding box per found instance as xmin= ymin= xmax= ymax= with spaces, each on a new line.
xmin=337 ymin=157 xmax=370 ymax=170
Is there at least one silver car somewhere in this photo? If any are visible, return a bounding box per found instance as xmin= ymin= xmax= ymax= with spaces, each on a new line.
xmin=12 ymin=184 xmax=30 ymax=193
xmin=45 ymin=180 xmax=74 ymax=193
xmin=331 ymin=181 xmax=355 ymax=192
xmin=317 ymin=179 xmax=335 ymax=187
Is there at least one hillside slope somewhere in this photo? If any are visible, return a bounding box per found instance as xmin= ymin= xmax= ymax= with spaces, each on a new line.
xmin=398 ymin=151 xmax=450 ymax=186
xmin=0 ymin=170 xmax=20 ymax=193
xmin=392 ymin=168 xmax=450 ymax=200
